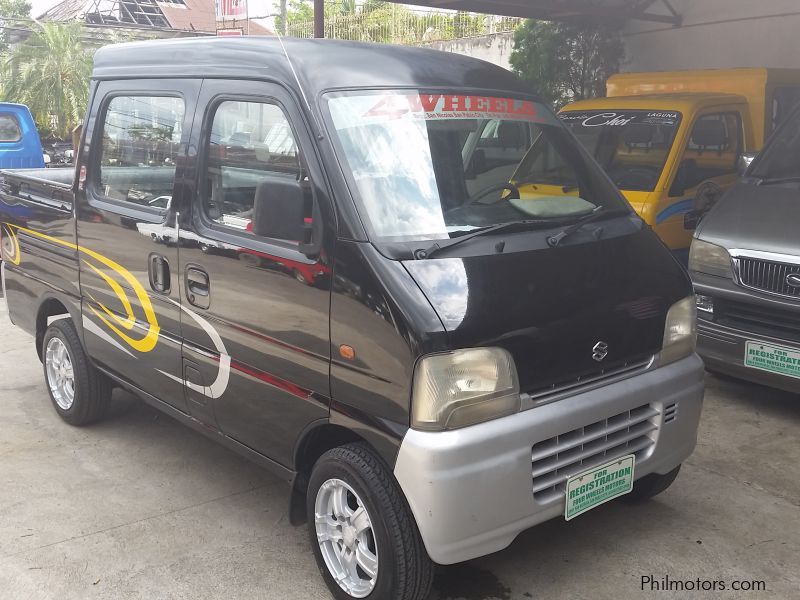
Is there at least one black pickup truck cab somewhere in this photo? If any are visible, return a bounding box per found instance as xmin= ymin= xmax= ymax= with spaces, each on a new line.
xmin=1 ymin=38 xmax=704 ymax=600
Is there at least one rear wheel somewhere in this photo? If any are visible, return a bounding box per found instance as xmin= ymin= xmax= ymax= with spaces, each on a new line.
xmin=622 ymin=465 xmax=681 ymax=503
xmin=307 ymin=443 xmax=433 ymax=600
xmin=42 ymin=319 xmax=112 ymax=426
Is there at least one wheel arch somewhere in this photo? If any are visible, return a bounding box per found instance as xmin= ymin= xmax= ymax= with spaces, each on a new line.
xmin=35 ymin=294 xmax=82 ymax=361
xmin=289 ymin=422 xmax=367 ymax=525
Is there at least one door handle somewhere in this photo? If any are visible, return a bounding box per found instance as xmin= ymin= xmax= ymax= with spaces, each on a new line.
xmin=148 ymin=254 xmax=170 ymax=294
xmin=185 ymin=267 xmax=210 ymax=308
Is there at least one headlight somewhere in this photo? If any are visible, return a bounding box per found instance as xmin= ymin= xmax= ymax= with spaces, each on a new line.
xmin=411 ymin=347 xmax=520 ymax=431
xmin=660 ymin=296 xmax=697 ymax=366
xmin=688 ymin=239 xmax=732 ymax=278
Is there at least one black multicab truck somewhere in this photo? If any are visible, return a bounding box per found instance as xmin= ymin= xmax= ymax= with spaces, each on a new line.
xmin=0 ymin=38 xmax=704 ymax=600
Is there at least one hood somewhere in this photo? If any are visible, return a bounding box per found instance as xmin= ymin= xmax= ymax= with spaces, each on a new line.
xmin=403 ymin=229 xmax=690 ymax=394
xmin=697 ymin=181 xmax=800 ymax=255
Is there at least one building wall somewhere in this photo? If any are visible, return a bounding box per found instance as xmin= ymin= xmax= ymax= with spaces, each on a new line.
xmin=428 ymin=1 xmax=800 ymax=76
xmin=623 ymin=0 xmax=800 ymax=71
xmin=422 ymin=32 xmax=515 ymax=71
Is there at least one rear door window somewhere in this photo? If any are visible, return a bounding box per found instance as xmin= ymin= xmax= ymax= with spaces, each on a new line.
xmin=0 ymin=113 xmax=22 ymax=142
xmin=97 ymin=95 xmax=185 ymax=210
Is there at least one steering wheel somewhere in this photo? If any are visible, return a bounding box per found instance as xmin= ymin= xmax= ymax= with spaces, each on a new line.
xmin=451 ymin=182 xmax=521 ymax=213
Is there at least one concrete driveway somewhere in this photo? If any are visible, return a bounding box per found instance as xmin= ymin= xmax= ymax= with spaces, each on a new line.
xmin=1 ymin=297 xmax=798 ymax=600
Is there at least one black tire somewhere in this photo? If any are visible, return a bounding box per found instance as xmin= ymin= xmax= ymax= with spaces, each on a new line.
xmin=306 ymin=443 xmax=434 ymax=600
xmin=42 ymin=319 xmax=112 ymax=426
xmin=621 ymin=465 xmax=681 ymax=503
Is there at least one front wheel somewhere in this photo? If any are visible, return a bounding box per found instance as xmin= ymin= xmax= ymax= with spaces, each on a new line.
xmin=307 ymin=443 xmax=433 ymax=600
xmin=42 ymin=319 xmax=112 ymax=426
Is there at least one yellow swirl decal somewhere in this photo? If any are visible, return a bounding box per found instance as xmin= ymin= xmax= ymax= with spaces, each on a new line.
xmin=1 ymin=224 xmax=21 ymax=265
xmin=2 ymin=223 xmax=160 ymax=353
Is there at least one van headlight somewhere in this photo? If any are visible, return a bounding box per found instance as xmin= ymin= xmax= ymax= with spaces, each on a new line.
xmin=688 ymin=239 xmax=732 ymax=278
xmin=411 ymin=347 xmax=520 ymax=431
xmin=660 ymin=296 xmax=697 ymax=366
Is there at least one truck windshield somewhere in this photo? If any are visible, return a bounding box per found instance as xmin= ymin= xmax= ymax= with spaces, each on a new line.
xmin=558 ymin=110 xmax=682 ymax=192
xmin=325 ymin=91 xmax=628 ymax=243
xmin=751 ymin=107 xmax=800 ymax=181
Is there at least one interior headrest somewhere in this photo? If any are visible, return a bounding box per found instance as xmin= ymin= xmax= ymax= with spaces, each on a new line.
xmin=692 ymin=119 xmax=727 ymax=147
xmin=623 ymin=123 xmax=653 ymax=145
xmin=497 ymin=121 xmax=524 ymax=149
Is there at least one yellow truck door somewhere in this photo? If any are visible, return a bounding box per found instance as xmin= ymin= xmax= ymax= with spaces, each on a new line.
xmin=653 ymin=105 xmax=753 ymax=255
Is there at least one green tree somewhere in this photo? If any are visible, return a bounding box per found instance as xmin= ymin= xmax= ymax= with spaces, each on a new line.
xmin=510 ymin=19 xmax=625 ymax=109
xmin=1 ymin=22 xmax=93 ymax=138
xmin=0 ymin=0 xmax=32 ymax=54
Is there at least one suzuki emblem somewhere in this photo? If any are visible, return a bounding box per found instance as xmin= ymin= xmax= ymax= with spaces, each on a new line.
xmin=786 ymin=273 xmax=800 ymax=288
xmin=592 ymin=341 xmax=609 ymax=362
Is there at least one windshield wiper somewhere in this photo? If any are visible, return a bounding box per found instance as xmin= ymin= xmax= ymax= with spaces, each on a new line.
xmin=414 ymin=220 xmax=546 ymax=259
xmin=546 ymin=207 xmax=625 ymax=248
xmin=755 ymin=176 xmax=800 ymax=186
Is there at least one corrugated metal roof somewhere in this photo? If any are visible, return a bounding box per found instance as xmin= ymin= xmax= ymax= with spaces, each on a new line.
xmin=40 ymin=0 xmax=218 ymax=32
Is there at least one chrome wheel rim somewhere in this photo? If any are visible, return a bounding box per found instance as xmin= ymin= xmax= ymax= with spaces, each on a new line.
xmin=314 ymin=478 xmax=379 ymax=598
xmin=45 ymin=337 xmax=75 ymax=410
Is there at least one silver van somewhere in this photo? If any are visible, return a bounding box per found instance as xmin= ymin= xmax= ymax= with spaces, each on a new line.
xmin=691 ymin=104 xmax=800 ymax=392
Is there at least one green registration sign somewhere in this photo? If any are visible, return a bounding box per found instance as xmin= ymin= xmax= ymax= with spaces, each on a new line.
xmin=745 ymin=341 xmax=800 ymax=379
xmin=564 ymin=455 xmax=635 ymax=521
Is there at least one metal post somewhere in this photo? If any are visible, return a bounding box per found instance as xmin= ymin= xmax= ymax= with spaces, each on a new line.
xmin=314 ymin=0 xmax=324 ymax=38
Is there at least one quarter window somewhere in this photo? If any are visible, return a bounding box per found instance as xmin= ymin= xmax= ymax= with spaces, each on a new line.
xmin=0 ymin=113 xmax=22 ymax=142
xmin=98 ymin=96 xmax=185 ymax=209
xmin=203 ymin=100 xmax=308 ymax=242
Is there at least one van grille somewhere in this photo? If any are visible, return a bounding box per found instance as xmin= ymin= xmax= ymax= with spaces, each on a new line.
xmin=716 ymin=298 xmax=800 ymax=343
xmin=531 ymin=404 xmax=660 ymax=502
xmin=526 ymin=355 xmax=653 ymax=403
xmin=737 ymin=257 xmax=800 ymax=299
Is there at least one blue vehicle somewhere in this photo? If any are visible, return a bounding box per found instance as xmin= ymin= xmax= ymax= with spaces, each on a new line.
xmin=0 ymin=103 xmax=45 ymax=169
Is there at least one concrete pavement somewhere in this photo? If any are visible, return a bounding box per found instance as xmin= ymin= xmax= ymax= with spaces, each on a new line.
xmin=1 ymin=297 xmax=798 ymax=599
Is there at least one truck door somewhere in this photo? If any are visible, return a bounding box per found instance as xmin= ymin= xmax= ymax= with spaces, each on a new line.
xmin=178 ymin=80 xmax=331 ymax=464
xmin=77 ymin=79 xmax=201 ymax=413
xmin=659 ymin=110 xmax=744 ymax=253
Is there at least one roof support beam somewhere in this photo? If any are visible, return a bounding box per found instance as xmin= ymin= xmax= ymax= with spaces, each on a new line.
xmin=314 ymin=0 xmax=324 ymax=37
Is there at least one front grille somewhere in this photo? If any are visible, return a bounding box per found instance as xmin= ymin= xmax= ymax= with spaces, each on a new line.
xmin=525 ymin=355 xmax=653 ymax=403
xmin=737 ymin=257 xmax=800 ymax=298
xmin=531 ymin=404 xmax=660 ymax=503
xmin=716 ymin=298 xmax=800 ymax=343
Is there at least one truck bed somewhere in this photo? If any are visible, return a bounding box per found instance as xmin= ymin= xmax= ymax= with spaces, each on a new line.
xmin=0 ymin=167 xmax=75 ymax=213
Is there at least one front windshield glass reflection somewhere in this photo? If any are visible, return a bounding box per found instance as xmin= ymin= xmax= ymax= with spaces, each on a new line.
xmin=325 ymin=91 xmax=627 ymax=243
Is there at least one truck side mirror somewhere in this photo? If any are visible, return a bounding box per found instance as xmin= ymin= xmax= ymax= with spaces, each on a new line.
xmin=737 ymin=152 xmax=757 ymax=176
xmin=252 ymin=177 xmax=305 ymax=241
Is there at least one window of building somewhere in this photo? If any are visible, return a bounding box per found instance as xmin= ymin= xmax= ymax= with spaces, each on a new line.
xmin=0 ymin=113 xmax=22 ymax=143
xmin=203 ymin=100 xmax=309 ymax=242
xmin=98 ymin=95 xmax=184 ymax=209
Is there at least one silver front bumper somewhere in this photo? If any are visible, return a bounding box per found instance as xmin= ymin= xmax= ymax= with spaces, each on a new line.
xmin=393 ymin=354 xmax=705 ymax=565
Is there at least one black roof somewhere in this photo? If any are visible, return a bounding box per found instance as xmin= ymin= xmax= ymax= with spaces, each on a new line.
xmin=92 ymin=37 xmax=535 ymax=99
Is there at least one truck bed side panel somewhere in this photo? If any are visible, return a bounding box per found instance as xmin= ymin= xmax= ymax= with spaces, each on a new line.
xmin=0 ymin=170 xmax=79 ymax=337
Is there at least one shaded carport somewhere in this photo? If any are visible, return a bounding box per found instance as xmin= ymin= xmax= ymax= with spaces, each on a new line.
xmin=311 ymin=0 xmax=684 ymax=37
